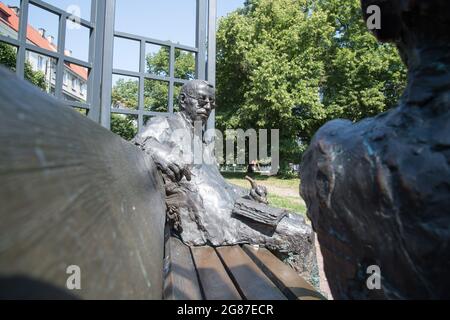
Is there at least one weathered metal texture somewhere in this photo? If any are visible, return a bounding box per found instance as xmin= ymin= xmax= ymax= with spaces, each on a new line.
xmin=243 ymin=245 xmax=325 ymax=300
xmin=163 ymin=237 xmax=202 ymax=300
xmin=0 ymin=67 xmax=166 ymax=299
xmin=300 ymin=0 xmax=450 ymax=299
xmin=216 ymin=246 xmax=286 ymax=300
xmin=232 ymin=198 xmax=287 ymax=228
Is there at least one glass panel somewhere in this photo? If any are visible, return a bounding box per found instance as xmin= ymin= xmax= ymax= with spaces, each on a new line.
xmin=145 ymin=43 xmax=169 ymax=77
xmin=0 ymin=41 xmax=17 ymax=71
xmin=63 ymin=62 xmax=88 ymax=103
xmin=175 ymin=48 xmax=195 ymax=80
xmin=173 ymin=82 xmax=184 ymax=112
xmin=111 ymin=113 xmax=138 ymax=141
xmin=144 ymin=79 xmax=169 ymax=112
xmin=113 ymin=37 xmax=139 ymax=72
xmin=27 ymin=3 xmax=59 ymax=51
xmin=111 ymin=74 xmax=139 ymax=110
xmin=65 ymin=18 xmax=90 ymax=62
xmin=0 ymin=0 xmax=21 ymax=40
xmin=42 ymin=0 xmax=92 ymax=21
xmin=115 ymin=0 xmax=196 ymax=47
xmin=25 ymin=49 xmax=56 ymax=95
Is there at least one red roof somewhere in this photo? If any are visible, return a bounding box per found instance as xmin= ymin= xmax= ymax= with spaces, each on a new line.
xmin=0 ymin=2 xmax=87 ymax=80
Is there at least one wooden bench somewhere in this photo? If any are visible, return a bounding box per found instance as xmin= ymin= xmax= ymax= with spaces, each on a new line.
xmin=163 ymin=237 xmax=325 ymax=300
xmin=0 ymin=68 xmax=325 ymax=300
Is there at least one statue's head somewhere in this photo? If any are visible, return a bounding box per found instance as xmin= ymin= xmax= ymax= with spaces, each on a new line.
xmin=361 ymin=0 xmax=450 ymax=65
xmin=179 ymin=80 xmax=216 ymax=125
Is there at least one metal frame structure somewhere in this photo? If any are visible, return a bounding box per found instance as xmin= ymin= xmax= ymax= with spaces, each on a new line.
xmin=0 ymin=0 xmax=104 ymax=122
xmin=0 ymin=0 xmax=217 ymax=132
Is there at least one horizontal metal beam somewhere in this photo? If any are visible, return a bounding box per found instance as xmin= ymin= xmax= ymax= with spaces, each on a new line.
xmin=111 ymin=108 xmax=171 ymax=117
xmin=0 ymin=35 xmax=20 ymax=47
xmin=23 ymin=44 xmax=92 ymax=68
xmin=114 ymin=31 xmax=198 ymax=53
xmin=113 ymin=69 xmax=169 ymax=82
xmin=29 ymin=0 xmax=94 ymax=29
xmin=112 ymin=69 xmax=190 ymax=84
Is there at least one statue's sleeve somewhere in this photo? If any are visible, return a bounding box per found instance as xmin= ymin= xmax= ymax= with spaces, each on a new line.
xmin=134 ymin=117 xmax=173 ymax=160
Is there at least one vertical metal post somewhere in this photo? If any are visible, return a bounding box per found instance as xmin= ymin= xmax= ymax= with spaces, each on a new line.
xmin=206 ymin=0 xmax=217 ymax=132
xmin=88 ymin=0 xmax=106 ymax=123
xmin=100 ymin=0 xmax=116 ymax=129
xmin=196 ymin=0 xmax=207 ymax=80
xmin=16 ymin=0 xmax=30 ymax=79
xmin=168 ymin=45 xmax=175 ymax=113
xmin=55 ymin=13 xmax=67 ymax=99
xmin=138 ymin=39 xmax=146 ymax=131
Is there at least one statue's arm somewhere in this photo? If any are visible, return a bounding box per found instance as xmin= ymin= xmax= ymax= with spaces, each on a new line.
xmin=134 ymin=134 xmax=191 ymax=183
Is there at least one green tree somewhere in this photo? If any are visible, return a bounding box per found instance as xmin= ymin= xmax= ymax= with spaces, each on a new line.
xmin=111 ymin=48 xmax=195 ymax=113
xmin=111 ymin=77 xmax=139 ymax=109
xmin=110 ymin=113 xmax=138 ymax=141
xmin=216 ymin=0 xmax=406 ymax=171
xmin=0 ymin=41 xmax=47 ymax=90
xmin=216 ymin=0 xmax=333 ymax=170
xmin=318 ymin=0 xmax=406 ymax=121
xmin=110 ymin=47 xmax=195 ymax=140
xmin=144 ymin=48 xmax=195 ymax=112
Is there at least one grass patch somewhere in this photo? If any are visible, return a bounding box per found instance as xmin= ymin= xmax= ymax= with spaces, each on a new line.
xmin=267 ymin=194 xmax=307 ymax=215
xmin=222 ymin=171 xmax=306 ymax=216
xmin=221 ymin=172 xmax=300 ymax=189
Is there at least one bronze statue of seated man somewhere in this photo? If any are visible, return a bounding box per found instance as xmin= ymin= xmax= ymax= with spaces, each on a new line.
xmin=133 ymin=80 xmax=315 ymax=277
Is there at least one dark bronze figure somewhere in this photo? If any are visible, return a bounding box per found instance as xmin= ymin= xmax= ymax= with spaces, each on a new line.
xmin=300 ymin=0 xmax=450 ymax=299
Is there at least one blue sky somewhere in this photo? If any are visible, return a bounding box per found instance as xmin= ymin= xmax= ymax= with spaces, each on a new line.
xmin=113 ymin=0 xmax=245 ymax=71
xmin=3 ymin=0 xmax=244 ymax=65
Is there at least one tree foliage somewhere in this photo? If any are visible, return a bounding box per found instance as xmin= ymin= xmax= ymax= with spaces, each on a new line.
xmin=216 ymin=0 xmax=406 ymax=169
xmin=111 ymin=48 xmax=195 ymax=113
xmin=110 ymin=48 xmax=195 ymax=139
xmin=0 ymin=41 xmax=47 ymax=90
xmin=110 ymin=113 xmax=138 ymax=141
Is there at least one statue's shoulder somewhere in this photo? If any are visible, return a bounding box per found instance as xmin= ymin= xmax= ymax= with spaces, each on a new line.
xmin=138 ymin=115 xmax=171 ymax=141
xmin=136 ymin=113 xmax=188 ymax=142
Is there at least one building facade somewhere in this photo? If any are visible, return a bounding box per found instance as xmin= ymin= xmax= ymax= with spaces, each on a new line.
xmin=0 ymin=2 xmax=87 ymax=102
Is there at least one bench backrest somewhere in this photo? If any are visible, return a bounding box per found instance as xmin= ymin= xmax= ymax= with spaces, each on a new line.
xmin=0 ymin=67 xmax=166 ymax=299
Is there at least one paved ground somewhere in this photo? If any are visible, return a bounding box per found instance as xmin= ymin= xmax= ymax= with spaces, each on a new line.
xmin=259 ymin=183 xmax=303 ymax=199
xmin=315 ymin=233 xmax=334 ymax=300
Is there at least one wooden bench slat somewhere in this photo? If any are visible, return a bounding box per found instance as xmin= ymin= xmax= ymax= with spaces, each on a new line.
xmin=164 ymin=237 xmax=203 ymax=300
xmin=243 ymin=245 xmax=326 ymax=300
xmin=191 ymin=246 xmax=242 ymax=300
xmin=216 ymin=246 xmax=287 ymax=300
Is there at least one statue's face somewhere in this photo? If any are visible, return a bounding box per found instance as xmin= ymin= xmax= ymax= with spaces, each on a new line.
xmin=180 ymin=82 xmax=216 ymax=125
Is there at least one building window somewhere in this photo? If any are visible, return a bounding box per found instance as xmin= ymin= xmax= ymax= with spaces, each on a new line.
xmin=81 ymin=83 xmax=86 ymax=96
xmin=71 ymin=77 xmax=77 ymax=90
xmin=37 ymin=56 xmax=43 ymax=70
xmin=63 ymin=73 xmax=68 ymax=85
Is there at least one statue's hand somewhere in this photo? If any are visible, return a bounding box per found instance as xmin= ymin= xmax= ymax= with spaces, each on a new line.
xmin=152 ymin=153 xmax=192 ymax=183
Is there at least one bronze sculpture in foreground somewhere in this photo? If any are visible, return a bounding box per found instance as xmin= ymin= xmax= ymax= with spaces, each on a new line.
xmin=300 ymin=0 xmax=450 ymax=299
